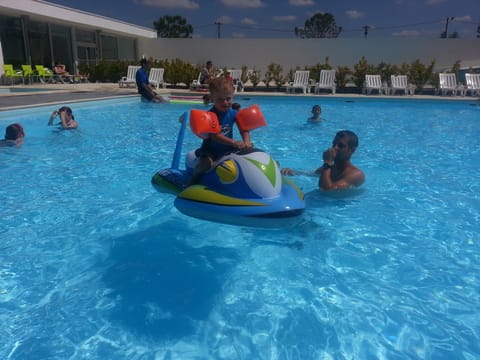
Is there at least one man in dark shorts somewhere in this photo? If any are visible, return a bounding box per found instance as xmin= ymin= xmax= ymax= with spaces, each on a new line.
xmin=135 ymin=59 xmax=168 ymax=103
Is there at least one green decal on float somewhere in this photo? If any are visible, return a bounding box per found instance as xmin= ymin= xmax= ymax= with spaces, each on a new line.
xmin=245 ymin=157 xmax=277 ymax=186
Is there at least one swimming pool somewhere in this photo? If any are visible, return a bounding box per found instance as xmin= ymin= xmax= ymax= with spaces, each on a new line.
xmin=1 ymin=96 xmax=479 ymax=359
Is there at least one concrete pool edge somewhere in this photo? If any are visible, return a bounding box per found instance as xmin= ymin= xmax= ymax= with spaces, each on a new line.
xmin=0 ymin=83 xmax=477 ymax=112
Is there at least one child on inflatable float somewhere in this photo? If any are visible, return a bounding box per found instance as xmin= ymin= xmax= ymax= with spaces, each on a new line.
xmin=151 ymin=81 xmax=306 ymax=225
xmin=188 ymin=77 xmax=253 ymax=185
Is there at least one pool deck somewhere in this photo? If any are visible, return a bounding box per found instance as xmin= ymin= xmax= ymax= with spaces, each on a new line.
xmin=0 ymin=83 xmax=477 ymax=111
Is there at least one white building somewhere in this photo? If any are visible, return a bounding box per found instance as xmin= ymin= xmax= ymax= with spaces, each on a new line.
xmin=1 ymin=0 xmax=479 ymax=84
xmin=0 ymin=0 xmax=156 ymax=75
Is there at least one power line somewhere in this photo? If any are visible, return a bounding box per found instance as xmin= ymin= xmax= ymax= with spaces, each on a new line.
xmin=193 ymin=18 xmax=475 ymax=37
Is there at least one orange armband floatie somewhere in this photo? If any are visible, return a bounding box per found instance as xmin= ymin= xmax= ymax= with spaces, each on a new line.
xmin=190 ymin=109 xmax=221 ymax=139
xmin=236 ymin=104 xmax=267 ymax=132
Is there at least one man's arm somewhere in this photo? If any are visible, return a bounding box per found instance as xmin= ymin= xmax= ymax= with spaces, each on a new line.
xmin=319 ymin=167 xmax=365 ymax=190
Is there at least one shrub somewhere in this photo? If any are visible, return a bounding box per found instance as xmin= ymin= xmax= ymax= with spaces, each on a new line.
xmin=264 ymin=63 xmax=284 ymax=88
xmin=336 ymin=66 xmax=351 ymax=88
xmin=409 ymin=59 xmax=436 ymax=89
xmin=352 ymin=57 xmax=376 ymax=88
xmin=306 ymin=57 xmax=332 ymax=83
xmin=248 ymin=68 xmax=262 ymax=89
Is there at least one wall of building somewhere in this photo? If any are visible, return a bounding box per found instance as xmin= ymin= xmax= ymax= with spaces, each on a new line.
xmin=138 ymin=38 xmax=480 ymax=73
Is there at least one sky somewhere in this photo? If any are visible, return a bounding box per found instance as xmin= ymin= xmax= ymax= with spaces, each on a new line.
xmin=46 ymin=0 xmax=480 ymax=39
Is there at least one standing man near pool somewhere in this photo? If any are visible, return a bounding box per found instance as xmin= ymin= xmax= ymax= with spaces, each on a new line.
xmin=135 ymin=58 xmax=168 ymax=103
xmin=281 ymin=130 xmax=365 ymax=190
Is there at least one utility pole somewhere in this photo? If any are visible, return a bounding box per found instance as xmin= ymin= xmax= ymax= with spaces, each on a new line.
xmin=443 ymin=17 xmax=454 ymax=38
xmin=362 ymin=25 xmax=370 ymax=38
xmin=214 ymin=22 xmax=223 ymax=39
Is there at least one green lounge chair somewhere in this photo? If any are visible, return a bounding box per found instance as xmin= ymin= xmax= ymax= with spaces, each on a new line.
xmin=35 ymin=65 xmax=54 ymax=83
xmin=22 ymin=65 xmax=37 ymax=84
xmin=3 ymin=64 xmax=23 ymax=85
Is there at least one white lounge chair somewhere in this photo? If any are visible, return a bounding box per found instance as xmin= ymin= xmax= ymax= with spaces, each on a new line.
xmin=149 ymin=68 xmax=165 ymax=89
xmin=363 ymin=75 xmax=386 ymax=95
xmin=228 ymin=69 xmax=244 ymax=92
xmin=390 ymin=75 xmax=415 ymax=95
xmin=439 ymin=73 xmax=465 ymax=96
xmin=190 ymin=72 xmax=208 ymax=91
xmin=314 ymin=69 xmax=336 ymax=94
xmin=286 ymin=70 xmax=310 ymax=94
xmin=465 ymin=73 xmax=480 ymax=96
xmin=119 ymin=65 xmax=140 ymax=88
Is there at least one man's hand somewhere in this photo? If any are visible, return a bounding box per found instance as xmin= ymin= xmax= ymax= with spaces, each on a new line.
xmin=323 ymin=147 xmax=336 ymax=164
xmin=281 ymin=168 xmax=295 ymax=176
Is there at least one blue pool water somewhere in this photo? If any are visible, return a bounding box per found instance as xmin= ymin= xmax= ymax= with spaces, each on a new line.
xmin=1 ymin=95 xmax=479 ymax=359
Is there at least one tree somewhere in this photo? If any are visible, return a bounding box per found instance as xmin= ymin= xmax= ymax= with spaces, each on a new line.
xmin=153 ymin=15 xmax=193 ymax=38
xmin=295 ymin=13 xmax=342 ymax=38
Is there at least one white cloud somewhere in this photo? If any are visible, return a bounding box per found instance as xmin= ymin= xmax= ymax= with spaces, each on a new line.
xmin=288 ymin=0 xmax=315 ymax=6
xmin=425 ymin=0 xmax=447 ymax=5
xmin=241 ymin=17 xmax=257 ymax=25
xmin=140 ymin=0 xmax=199 ymax=9
xmin=306 ymin=10 xmax=325 ymax=17
xmin=215 ymin=16 xmax=233 ymax=24
xmin=273 ymin=15 xmax=297 ymax=22
xmin=346 ymin=10 xmax=365 ymax=19
xmin=453 ymin=16 xmax=472 ymax=22
xmin=220 ymin=0 xmax=265 ymax=8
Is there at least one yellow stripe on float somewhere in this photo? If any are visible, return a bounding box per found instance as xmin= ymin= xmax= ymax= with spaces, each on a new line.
xmin=179 ymin=185 xmax=266 ymax=206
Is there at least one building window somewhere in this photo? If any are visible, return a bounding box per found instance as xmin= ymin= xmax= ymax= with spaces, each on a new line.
xmin=28 ymin=20 xmax=51 ymax=68
xmin=76 ymin=29 xmax=96 ymax=44
xmin=101 ymin=35 xmax=117 ymax=60
xmin=0 ymin=15 xmax=26 ymax=66
xmin=51 ymin=24 xmax=73 ymax=72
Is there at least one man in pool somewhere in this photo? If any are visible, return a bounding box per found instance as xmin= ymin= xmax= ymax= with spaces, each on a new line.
xmin=48 ymin=106 xmax=78 ymax=129
xmin=1 ymin=123 xmax=25 ymax=147
xmin=307 ymin=104 xmax=322 ymax=123
xmin=281 ymin=130 xmax=365 ymax=190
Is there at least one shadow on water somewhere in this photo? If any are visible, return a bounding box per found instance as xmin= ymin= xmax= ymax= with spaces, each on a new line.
xmin=101 ymin=220 xmax=240 ymax=341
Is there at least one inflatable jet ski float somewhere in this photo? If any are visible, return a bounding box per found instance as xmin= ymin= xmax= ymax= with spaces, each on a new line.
xmin=151 ymin=105 xmax=305 ymax=226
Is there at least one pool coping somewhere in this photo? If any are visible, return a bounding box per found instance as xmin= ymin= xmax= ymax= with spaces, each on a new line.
xmin=0 ymin=83 xmax=477 ymax=111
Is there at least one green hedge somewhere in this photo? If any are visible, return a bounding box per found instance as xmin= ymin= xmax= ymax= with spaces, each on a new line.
xmin=79 ymin=57 xmax=463 ymax=92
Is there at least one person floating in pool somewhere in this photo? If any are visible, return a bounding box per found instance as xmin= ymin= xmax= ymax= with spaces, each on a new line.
xmin=48 ymin=106 xmax=78 ymax=129
xmin=307 ymin=104 xmax=323 ymax=123
xmin=1 ymin=123 xmax=25 ymax=147
xmin=202 ymin=93 xmax=211 ymax=105
xmin=281 ymin=130 xmax=365 ymax=190
xmin=188 ymin=77 xmax=253 ymax=184
xmin=135 ymin=58 xmax=168 ymax=103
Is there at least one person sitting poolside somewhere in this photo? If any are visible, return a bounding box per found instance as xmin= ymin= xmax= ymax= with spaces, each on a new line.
xmin=281 ymin=130 xmax=365 ymax=190
xmin=135 ymin=58 xmax=169 ymax=103
xmin=48 ymin=106 xmax=78 ymax=129
xmin=307 ymin=105 xmax=323 ymax=123
xmin=1 ymin=123 xmax=25 ymax=147
xmin=53 ymin=62 xmax=74 ymax=83
xmin=199 ymin=60 xmax=215 ymax=85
